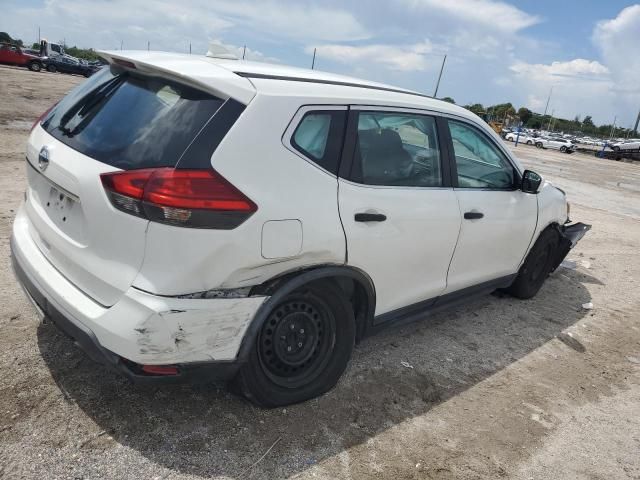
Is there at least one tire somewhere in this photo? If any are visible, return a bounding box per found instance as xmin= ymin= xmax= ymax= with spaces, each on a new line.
xmin=233 ymin=281 xmax=356 ymax=407
xmin=506 ymin=228 xmax=559 ymax=299
xmin=46 ymin=64 xmax=57 ymax=73
xmin=536 ymin=142 xmax=543 ymax=149
xmin=526 ymin=140 xmax=533 ymax=145
xmin=560 ymin=146 xmax=567 ymax=152
xmin=28 ymin=61 xmax=41 ymax=72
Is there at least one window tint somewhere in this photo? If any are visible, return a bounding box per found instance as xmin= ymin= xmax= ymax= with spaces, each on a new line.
xmin=42 ymin=66 xmax=225 ymax=170
xmin=351 ymin=111 xmax=442 ymax=187
xmin=448 ymin=120 xmax=515 ymax=189
xmin=291 ymin=110 xmax=346 ymax=174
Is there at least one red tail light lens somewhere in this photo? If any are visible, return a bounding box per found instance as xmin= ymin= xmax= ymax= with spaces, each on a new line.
xmin=100 ymin=168 xmax=257 ymax=229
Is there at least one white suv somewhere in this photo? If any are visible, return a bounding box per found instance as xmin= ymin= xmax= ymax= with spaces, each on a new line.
xmin=11 ymin=50 xmax=589 ymax=407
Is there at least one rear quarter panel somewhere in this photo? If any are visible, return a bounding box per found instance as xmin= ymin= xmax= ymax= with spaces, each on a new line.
xmin=133 ymin=94 xmax=346 ymax=295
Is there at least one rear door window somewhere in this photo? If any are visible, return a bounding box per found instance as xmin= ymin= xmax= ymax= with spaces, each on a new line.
xmin=348 ymin=111 xmax=443 ymax=187
xmin=42 ymin=66 xmax=225 ymax=170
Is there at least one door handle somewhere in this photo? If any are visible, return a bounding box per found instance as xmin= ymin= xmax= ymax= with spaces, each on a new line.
xmin=355 ymin=213 xmax=387 ymax=222
xmin=464 ymin=211 xmax=484 ymax=220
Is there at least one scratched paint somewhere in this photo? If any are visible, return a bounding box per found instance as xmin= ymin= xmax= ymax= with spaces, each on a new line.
xmin=132 ymin=297 xmax=266 ymax=363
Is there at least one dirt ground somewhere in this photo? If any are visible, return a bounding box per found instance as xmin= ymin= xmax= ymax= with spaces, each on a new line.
xmin=0 ymin=65 xmax=639 ymax=480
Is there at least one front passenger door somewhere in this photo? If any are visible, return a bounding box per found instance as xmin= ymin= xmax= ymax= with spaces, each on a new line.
xmin=444 ymin=119 xmax=537 ymax=293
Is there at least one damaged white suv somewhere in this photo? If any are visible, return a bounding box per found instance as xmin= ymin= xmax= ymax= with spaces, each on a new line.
xmin=11 ymin=49 xmax=589 ymax=407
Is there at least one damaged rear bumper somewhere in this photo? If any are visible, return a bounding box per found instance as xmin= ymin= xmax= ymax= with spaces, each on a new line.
xmin=552 ymin=222 xmax=592 ymax=272
xmin=10 ymin=215 xmax=267 ymax=384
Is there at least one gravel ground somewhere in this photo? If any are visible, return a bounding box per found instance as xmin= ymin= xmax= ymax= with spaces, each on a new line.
xmin=1 ymin=65 xmax=639 ymax=480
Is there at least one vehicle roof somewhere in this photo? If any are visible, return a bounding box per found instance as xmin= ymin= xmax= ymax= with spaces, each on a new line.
xmin=98 ymin=50 xmax=478 ymax=122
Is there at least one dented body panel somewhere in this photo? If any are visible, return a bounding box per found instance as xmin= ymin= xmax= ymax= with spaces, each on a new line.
xmin=12 ymin=208 xmax=266 ymax=364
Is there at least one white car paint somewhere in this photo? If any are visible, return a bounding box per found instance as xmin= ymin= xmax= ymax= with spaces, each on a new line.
xmin=12 ymin=50 xmax=570 ymax=370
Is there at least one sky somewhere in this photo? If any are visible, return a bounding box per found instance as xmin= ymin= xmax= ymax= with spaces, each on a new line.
xmin=4 ymin=0 xmax=640 ymax=127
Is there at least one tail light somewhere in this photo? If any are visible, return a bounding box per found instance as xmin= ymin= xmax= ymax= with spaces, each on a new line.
xmin=100 ymin=168 xmax=257 ymax=229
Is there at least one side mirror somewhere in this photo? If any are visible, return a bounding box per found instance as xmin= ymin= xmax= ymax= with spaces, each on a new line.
xmin=521 ymin=170 xmax=542 ymax=194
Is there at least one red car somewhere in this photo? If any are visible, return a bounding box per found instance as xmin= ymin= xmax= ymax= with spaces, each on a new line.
xmin=0 ymin=43 xmax=45 ymax=72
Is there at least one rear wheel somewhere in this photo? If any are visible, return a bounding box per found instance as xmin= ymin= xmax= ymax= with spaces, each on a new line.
xmin=526 ymin=140 xmax=533 ymax=145
xmin=46 ymin=64 xmax=57 ymax=73
xmin=506 ymin=228 xmax=559 ymax=299
xmin=28 ymin=61 xmax=41 ymax=72
xmin=233 ymin=281 xmax=355 ymax=407
xmin=536 ymin=142 xmax=543 ymax=149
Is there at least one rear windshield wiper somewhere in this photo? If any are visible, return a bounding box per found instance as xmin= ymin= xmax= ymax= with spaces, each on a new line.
xmin=58 ymin=75 xmax=124 ymax=137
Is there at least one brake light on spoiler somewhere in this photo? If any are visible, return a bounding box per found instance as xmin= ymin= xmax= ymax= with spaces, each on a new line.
xmin=100 ymin=168 xmax=257 ymax=229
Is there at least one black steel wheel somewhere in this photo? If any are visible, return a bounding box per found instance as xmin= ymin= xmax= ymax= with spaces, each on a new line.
xmin=258 ymin=296 xmax=336 ymax=388
xmin=234 ymin=281 xmax=355 ymax=407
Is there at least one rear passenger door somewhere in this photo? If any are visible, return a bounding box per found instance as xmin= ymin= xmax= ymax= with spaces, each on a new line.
xmin=338 ymin=107 xmax=461 ymax=318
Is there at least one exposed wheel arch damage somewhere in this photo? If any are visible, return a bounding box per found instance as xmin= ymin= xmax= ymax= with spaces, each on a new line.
xmin=239 ymin=265 xmax=376 ymax=362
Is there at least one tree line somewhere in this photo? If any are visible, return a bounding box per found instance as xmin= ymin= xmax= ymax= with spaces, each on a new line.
xmin=441 ymin=97 xmax=633 ymax=139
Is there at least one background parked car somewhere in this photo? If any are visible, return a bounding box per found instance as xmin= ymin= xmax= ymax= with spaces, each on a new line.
xmin=504 ymin=131 xmax=534 ymax=145
xmin=0 ymin=43 xmax=45 ymax=71
xmin=610 ymin=140 xmax=640 ymax=151
xmin=535 ymin=136 xmax=575 ymax=153
xmin=45 ymin=55 xmax=98 ymax=77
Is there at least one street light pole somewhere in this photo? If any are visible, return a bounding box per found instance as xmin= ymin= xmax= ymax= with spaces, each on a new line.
xmin=433 ymin=54 xmax=447 ymax=98
xmin=311 ymin=48 xmax=316 ymax=69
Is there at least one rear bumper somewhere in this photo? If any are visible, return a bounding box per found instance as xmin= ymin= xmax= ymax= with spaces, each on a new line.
xmin=552 ymin=222 xmax=591 ymax=271
xmin=11 ymin=204 xmax=267 ymax=383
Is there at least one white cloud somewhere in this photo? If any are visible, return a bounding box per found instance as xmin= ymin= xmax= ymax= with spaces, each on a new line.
xmin=400 ymin=0 xmax=540 ymax=33
xmin=593 ymin=5 xmax=640 ymax=94
xmin=308 ymin=41 xmax=435 ymax=72
xmin=8 ymin=0 xmax=369 ymax=52
xmin=510 ymin=59 xmax=609 ymax=79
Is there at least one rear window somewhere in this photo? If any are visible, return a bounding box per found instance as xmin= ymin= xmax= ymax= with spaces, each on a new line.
xmin=42 ymin=66 xmax=225 ymax=170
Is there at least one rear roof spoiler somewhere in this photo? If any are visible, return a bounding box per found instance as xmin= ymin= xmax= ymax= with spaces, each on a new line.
xmin=97 ymin=50 xmax=256 ymax=104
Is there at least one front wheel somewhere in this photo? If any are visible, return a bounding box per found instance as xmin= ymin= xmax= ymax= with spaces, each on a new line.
xmin=506 ymin=228 xmax=559 ymax=299
xmin=233 ymin=281 xmax=355 ymax=407
xmin=560 ymin=146 xmax=567 ymax=152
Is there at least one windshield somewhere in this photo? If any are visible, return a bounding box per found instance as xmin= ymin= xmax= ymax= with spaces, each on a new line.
xmin=42 ymin=66 xmax=224 ymax=170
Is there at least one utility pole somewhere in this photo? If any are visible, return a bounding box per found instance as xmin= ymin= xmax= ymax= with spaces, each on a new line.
xmin=543 ymin=86 xmax=553 ymax=117
xmin=433 ymin=54 xmax=447 ymax=98
xmin=189 ymin=42 xmax=191 ymax=54
xmin=609 ymin=116 xmax=617 ymax=139
xmin=242 ymin=45 xmax=246 ymax=60
xmin=147 ymin=41 xmax=150 ymax=51
xmin=120 ymin=40 xmax=123 ymax=50
xmin=547 ymin=110 xmax=554 ymax=131
xmin=634 ymin=109 xmax=640 ymax=136
xmin=38 ymin=26 xmax=40 ymax=44
xmin=311 ymin=48 xmax=316 ymax=69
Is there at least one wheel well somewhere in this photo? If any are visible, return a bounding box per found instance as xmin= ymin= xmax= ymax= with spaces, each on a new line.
xmin=250 ymin=266 xmax=375 ymax=342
